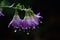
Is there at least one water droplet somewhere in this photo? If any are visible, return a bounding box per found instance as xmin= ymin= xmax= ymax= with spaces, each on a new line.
xmin=27 ymin=32 xmax=29 ymax=35
xmin=14 ymin=30 xmax=17 ymax=32
xmin=40 ymin=21 xmax=42 ymax=23
xmin=33 ymin=26 xmax=35 ymax=29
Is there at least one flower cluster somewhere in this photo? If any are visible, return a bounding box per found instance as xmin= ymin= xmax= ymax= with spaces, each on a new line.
xmin=0 ymin=2 xmax=42 ymax=32
xmin=8 ymin=14 xmax=22 ymax=29
xmin=8 ymin=9 xmax=42 ymax=31
xmin=0 ymin=1 xmax=42 ymax=34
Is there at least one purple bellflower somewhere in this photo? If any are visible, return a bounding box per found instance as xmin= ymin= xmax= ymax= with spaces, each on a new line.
xmin=31 ymin=12 xmax=42 ymax=29
xmin=21 ymin=12 xmax=42 ymax=30
xmin=8 ymin=9 xmax=42 ymax=31
xmin=8 ymin=14 xmax=22 ymax=29
xmin=33 ymin=12 xmax=42 ymax=25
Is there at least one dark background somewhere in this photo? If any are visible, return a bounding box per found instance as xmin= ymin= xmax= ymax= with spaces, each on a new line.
xmin=0 ymin=0 xmax=60 ymax=40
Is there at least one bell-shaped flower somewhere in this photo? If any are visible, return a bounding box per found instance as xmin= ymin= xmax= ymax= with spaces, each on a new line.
xmin=32 ymin=12 xmax=42 ymax=25
xmin=22 ymin=12 xmax=42 ymax=29
xmin=8 ymin=14 xmax=22 ymax=29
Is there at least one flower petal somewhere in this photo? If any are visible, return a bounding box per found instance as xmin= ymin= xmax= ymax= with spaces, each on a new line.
xmin=31 ymin=18 xmax=38 ymax=25
xmin=8 ymin=19 xmax=14 ymax=28
xmin=36 ymin=12 xmax=40 ymax=16
xmin=25 ymin=17 xmax=32 ymax=26
xmin=0 ymin=11 xmax=4 ymax=16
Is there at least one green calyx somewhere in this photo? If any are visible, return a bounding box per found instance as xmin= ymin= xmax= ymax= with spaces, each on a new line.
xmin=16 ymin=3 xmax=23 ymax=10
xmin=25 ymin=8 xmax=35 ymax=17
xmin=14 ymin=10 xmax=18 ymax=16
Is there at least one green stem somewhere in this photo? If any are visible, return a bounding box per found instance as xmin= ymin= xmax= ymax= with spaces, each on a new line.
xmin=0 ymin=6 xmax=26 ymax=11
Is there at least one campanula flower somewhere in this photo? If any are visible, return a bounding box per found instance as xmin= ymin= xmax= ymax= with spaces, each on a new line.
xmin=21 ymin=9 xmax=42 ymax=30
xmin=8 ymin=13 xmax=22 ymax=29
xmin=24 ymin=13 xmax=41 ymax=29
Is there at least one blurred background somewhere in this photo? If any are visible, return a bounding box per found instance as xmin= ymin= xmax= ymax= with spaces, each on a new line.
xmin=0 ymin=0 xmax=60 ymax=40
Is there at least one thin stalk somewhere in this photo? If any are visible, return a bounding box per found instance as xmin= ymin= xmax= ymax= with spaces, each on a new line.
xmin=0 ymin=6 xmax=26 ymax=11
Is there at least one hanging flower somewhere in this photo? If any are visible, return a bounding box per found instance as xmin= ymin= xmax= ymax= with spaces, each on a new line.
xmin=31 ymin=12 xmax=42 ymax=29
xmin=20 ymin=9 xmax=42 ymax=30
xmin=8 ymin=12 xmax=22 ymax=29
xmin=24 ymin=12 xmax=41 ymax=29
xmin=32 ymin=12 xmax=42 ymax=25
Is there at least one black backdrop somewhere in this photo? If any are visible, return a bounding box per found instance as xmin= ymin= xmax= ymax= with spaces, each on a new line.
xmin=0 ymin=0 xmax=60 ymax=40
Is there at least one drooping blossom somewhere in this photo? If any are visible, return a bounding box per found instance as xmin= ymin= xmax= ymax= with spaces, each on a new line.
xmin=21 ymin=12 xmax=42 ymax=30
xmin=8 ymin=9 xmax=42 ymax=31
xmin=31 ymin=12 xmax=42 ymax=29
xmin=33 ymin=12 xmax=42 ymax=25
xmin=8 ymin=14 xmax=22 ymax=29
